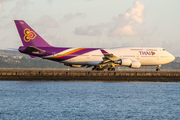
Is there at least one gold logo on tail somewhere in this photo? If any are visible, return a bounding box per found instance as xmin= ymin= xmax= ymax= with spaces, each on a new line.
xmin=23 ymin=28 xmax=37 ymax=42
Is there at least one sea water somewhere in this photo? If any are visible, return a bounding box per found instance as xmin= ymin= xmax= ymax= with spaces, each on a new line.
xmin=0 ymin=81 xmax=180 ymax=120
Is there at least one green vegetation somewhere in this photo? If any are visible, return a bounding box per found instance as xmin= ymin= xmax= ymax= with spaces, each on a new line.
xmin=0 ymin=56 xmax=66 ymax=68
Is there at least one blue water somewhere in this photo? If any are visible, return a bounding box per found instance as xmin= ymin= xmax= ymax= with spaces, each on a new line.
xmin=0 ymin=82 xmax=180 ymax=120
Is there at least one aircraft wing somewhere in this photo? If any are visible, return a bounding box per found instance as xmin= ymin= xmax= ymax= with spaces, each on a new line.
xmin=94 ymin=49 xmax=121 ymax=70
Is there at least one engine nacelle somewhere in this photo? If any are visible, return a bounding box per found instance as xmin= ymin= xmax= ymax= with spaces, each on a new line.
xmin=130 ymin=61 xmax=141 ymax=68
xmin=118 ymin=58 xmax=132 ymax=66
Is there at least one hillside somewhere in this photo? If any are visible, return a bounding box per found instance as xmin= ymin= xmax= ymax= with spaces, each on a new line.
xmin=0 ymin=50 xmax=66 ymax=68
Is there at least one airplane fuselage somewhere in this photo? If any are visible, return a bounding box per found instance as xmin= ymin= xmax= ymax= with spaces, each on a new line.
xmin=15 ymin=20 xmax=175 ymax=71
xmin=19 ymin=46 xmax=175 ymax=67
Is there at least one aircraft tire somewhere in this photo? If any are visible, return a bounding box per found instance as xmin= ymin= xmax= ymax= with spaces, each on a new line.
xmin=108 ymin=68 xmax=115 ymax=71
xmin=112 ymin=68 xmax=115 ymax=71
xmin=92 ymin=67 xmax=96 ymax=71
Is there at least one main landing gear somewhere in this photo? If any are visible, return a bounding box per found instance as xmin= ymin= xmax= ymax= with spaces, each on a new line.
xmin=92 ymin=66 xmax=115 ymax=71
xmin=92 ymin=66 xmax=105 ymax=71
xmin=108 ymin=67 xmax=115 ymax=71
xmin=156 ymin=65 xmax=161 ymax=71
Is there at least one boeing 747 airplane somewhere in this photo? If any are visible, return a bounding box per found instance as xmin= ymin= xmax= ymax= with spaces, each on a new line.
xmin=14 ymin=20 xmax=175 ymax=71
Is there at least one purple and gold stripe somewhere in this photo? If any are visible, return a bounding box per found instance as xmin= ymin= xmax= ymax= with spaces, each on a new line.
xmin=48 ymin=48 xmax=99 ymax=61
xmin=53 ymin=48 xmax=87 ymax=58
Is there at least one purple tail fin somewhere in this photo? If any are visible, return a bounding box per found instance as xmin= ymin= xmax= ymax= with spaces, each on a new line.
xmin=14 ymin=20 xmax=51 ymax=47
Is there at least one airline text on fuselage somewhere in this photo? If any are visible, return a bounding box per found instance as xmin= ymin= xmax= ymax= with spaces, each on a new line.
xmin=139 ymin=51 xmax=155 ymax=56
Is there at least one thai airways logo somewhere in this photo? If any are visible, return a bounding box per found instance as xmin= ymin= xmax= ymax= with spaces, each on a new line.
xmin=151 ymin=51 xmax=155 ymax=55
xmin=139 ymin=51 xmax=155 ymax=56
xmin=23 ymin=28 xmax=37 ymax=42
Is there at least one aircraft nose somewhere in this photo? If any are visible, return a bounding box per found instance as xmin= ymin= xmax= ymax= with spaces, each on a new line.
xmin=169 ymin=54 xmax=175 ymax=62
xmin=171 ymin=55 xmax=175 ymax=61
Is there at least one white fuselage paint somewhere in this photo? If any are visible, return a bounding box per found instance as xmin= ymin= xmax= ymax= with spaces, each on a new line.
xmin=58 ymin=47 xmax=175 ymax=66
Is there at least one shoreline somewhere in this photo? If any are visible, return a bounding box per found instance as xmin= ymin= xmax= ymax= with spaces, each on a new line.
xmin=0 ymin=69 xmax=180 ymax=82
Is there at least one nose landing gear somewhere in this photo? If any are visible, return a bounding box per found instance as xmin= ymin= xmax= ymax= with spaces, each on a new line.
xmin=156 ymin=65 xmax=161 ymax=71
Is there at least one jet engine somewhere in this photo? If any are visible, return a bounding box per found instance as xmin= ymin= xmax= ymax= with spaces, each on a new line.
xmin=114 ymin=58 xmax=141 ymax=68
xmin=130 ymin=61 xmax=141 ymax=68
xmin=114 ymin=58 xmax=132 ymax=66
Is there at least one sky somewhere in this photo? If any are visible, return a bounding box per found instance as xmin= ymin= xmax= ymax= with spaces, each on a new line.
xmin=0 ymin=0 xmax=180 ymax=56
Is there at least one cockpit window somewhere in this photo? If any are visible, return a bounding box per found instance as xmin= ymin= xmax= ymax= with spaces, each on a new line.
xmin=163 ymin=49 xmax=166 ymax=51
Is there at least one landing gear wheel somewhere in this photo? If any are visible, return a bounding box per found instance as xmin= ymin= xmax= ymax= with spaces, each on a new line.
xmin=156 ymin=65 xmax=161 ymax=71
xmin=108 ymin=67 xmax=115 ymax=71
xmin=92 ymin=66 xmax=97 ymax=71
xmin=92 ymin=67 xmax=96 ymax=71
xmin=112 ymin=68 xmax=115 ymax=71
xmin=92 ymin=66 xmax=104 ymax=71
xmin=96 ymin=68 xmax=101 ymax=70
xmin=108 ymin=68 xmax=112 ymax=71
xmin=156 ymin=68 xmax=160 ymax=71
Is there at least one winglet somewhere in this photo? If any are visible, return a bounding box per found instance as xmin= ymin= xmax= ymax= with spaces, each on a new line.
xmin=100 ymin=49 xmax=109 ymax=54
xmin=100 ymin=49 xmax=120 ymax=61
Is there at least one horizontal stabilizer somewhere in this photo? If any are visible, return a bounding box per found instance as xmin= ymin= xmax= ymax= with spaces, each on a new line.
xmin=29 ymin=55 xmax=36 ymax=58
xmin=7 ymin=48 xmax=18 ymax=51
xmin=23 ymin=46 xmax=46 ymax=54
